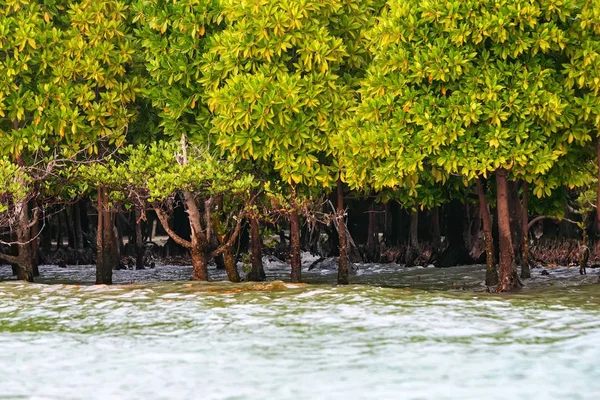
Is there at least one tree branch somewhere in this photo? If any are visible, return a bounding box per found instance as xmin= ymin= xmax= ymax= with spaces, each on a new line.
xmin=211 ymin=214 xmax=245 ymax=257
xmin=153 ymin=206 xmax=192 ymax=249
xmin=0 ymin=252 xmax=19 ymax=265
xmin=528 ymin=215 xmax=581 ymax=230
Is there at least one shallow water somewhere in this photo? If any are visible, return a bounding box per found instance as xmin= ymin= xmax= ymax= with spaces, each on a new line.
xmin=0 ymin=262 xmax=599 ymax=399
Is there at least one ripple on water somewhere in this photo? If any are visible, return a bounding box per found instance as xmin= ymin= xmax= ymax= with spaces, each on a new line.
xmin=0 ymin=265 xmax=600 ymax=399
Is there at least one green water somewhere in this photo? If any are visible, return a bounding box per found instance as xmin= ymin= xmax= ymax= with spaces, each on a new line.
xmin=0 ymin=264 xmax=599 ymax=399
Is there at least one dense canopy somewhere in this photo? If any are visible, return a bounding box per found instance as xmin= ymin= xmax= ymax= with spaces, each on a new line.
xmin=0 ymin=0 xmax=599 ymax=292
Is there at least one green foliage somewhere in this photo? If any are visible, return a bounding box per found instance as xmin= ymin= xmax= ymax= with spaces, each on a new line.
xmin=0 ymin=157 xmax=28 ymax=213
xmin=338 ymin=0 xmax=592 ymax=202
xmin=201 ymin=0 xmax=380 ymax=188
xmin=133 ymin=0 xmax=221 ymax=142
xmin=0 ymin=0 xmax=139 ymax=157
xmin=83 ymin=140 xmax=258 ymax=207
xmin=2 ymin=0 xmax=600 ymax=243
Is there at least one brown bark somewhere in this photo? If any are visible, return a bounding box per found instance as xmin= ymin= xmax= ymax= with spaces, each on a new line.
xmin=183 ymin=190 xmax=210 ymax=281
xmin=248 ymin=217 xmax=266 ymax=281
xmin=366 ymin=200 xmax=378 ymax=261
xmin=30 ymin=210 xmax=40 ymax=277
xmin=521 ymin=182 xmax=531 ymax=279
xmin=15 ymin=201 xmax=34 ymax=282
xmin=404 ymin=207 xmax=419 ymax=267
xmin=289 ymin=209 xmax=302 ymax=283
xmin=384 ymin=202 xmax=393 ymax=244
xmin=597 ymin=139 xmax=600 ymax=233
xmin=508 ymin=181 xmax=522 ymax=264
xmin=208 ymin=195 xmax=245 ymax=282
xmin=154 ymin=207 xmax=192 ymax=249
xmin=337 ymin=179 xmax=349 ymax=285
xmin=409 ymin=209 xmax=419 ymax=248
xmin=222 ymin=246 xmax=240 ymax=282
xmin=477 ymin=178 xmax=497 ymax=286
xmin=134 ymin=207 xmax=144 ymax=270
xmin=432 ymin=207 xmax=441 ymax=252
xmin=579 ymin=222 xmax=589 ymax=275
xmin=496 ymin=169 xmax=519 ymax=292
xmin=528 ymin=215 xmax=579 ymax=230
xmin=154 ymin=204 xmax=210 ymax=281
xmin=191 ymin=245 xmax=209 ymax=281
xmin=74 ymin=202 xmax=84 ymax=250
xmin=65 ymin=206 xmax=75 ymax=249
xmin=96 ymin=187 xmax=117 ymax=284
xmin=55 ymin=210 xmax=63 ymax=250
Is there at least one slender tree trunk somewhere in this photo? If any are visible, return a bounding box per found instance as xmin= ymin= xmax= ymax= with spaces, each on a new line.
xmin=55 ymin=210 xmax=63 ymax=250
xmin=30 ymin=211 xmax=40 ymax=277
xmin=289 ymin=209 xmax=302 ymax=283
xmin=384 ymin=202 xmax=393 ymax=244
xmin=596 ymin=139 xmax=600 ymax=234
xmin=579 ymin=219 xmax=589 ymax=275
xmin=477 ymin=178 xmax=498 ymax=286
xmin=521 ymin=182 xmax=531 ymax=279
xmin=432 ymin=207 xmax=441 ymax=252
xmin=134 ymin=208 xmax=144 ymax=270
xmin=496 ymin=169 xmax=519 ymax=291
xmin=191 ymin=244 xmax=209 ymax=281
xmin=404 ymin=208 xmax=419 ymax=267
xmin=337 ymin=179 xmax=349 ymax=285
xmin=15 ymin=201 xmax=34 ymax=282
xmin=366 ymin=200 xmax=378 ymax=261
xmin=41 ymin=215 xmax=52 ymax=252
xmin=96 ymin=187 xmax=116 ymax=284
xmin=181 ymin=188 xmax=209 ymax=281
xmin=222 ymin=245 xmax=240 ymax=282
xmin=508 ymin=181 xmax=522 ymax=265
xmin=74 ymin=202 xmax=84 ymax=250
xmin=248 ymin=217 xmax=266 ymax=281
xmin=409 ymin=209 xmax=419 ymax=248
xmin=16 ymin=245 xmax=34 ymax=282
xmin=65 ymin=206 xmax=76 ymax=249
xmin=96 ymin=189 xmax=104 ymax=276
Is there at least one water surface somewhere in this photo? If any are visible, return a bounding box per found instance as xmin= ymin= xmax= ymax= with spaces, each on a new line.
xmin=0 ymin=263 xmax=599 ymax=399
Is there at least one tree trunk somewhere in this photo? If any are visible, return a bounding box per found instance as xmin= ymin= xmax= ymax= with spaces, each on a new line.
xmin=182 ymin=189 xmax=209 ymax=281
xmin=55 ymin=210 xmax=63 ymax=250
xmin=432 ymin=207 xmax=441 ymax=252
xmin=404 ymin=207 xmax=419 ymax=267
xmin=366 ymin=200 xmax=378 ymax=262
xmin=521 ymin=182 xmax=531 ymax=279
xmin=496 ymin=169 xmax=519 ymax=291
xmin=222 ymin=246 xmax=240 ymax=282
xmin=16 ymin=245 xmax=34 ymax=282
xmin=74 ymin=203 xmax=84 ymax=250
xmin=337 ymin=179 xmax=349 ymax=285
xmin=289 ymin=209 xmax=302 ymax=283
xmin=41 ymin=215 xmax=52 ymax=252
xmin=14 ymin=201 xmax=34 ymax=282
xmin=65 ymin=206 xmax=76 ymax=249
xmin=508 ymin=181 xmax=522 ymax=265
xmin=191 ymin=244 xmax=209 ymax=281
xmin=248 ymin=217 xmax=266 ymax=281
xmin=134 ymin=208 xmax=144 ymax=270
xmin=596 ymin=139 xmax=600 ymax=234
xmin=383 ymin=202 xmax=393 ymax=244
xmin=133 ymin=207 xmax=144 ymax=269
xmin=30 ymin=210 xmax=40 ymax=278
xmin=409 ymin=209 xmax=418 ymax=248
xmin=477 ymin=178 xmax=498 ymax=286
xmin=579 ymin=219 xmax=589 ymax=275
xmin=96 ymin=187 xmax=117 ymax=285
